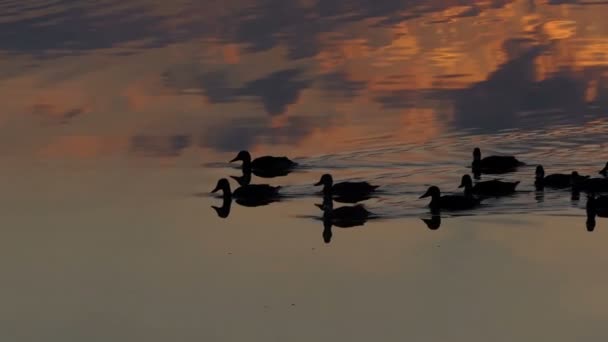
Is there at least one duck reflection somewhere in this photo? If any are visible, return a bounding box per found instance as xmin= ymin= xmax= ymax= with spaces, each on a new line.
xmin=230 ymin=170 xmax=252 ymax=187
xmin=421 ymin=215 xmax=442 ymax=230
xmin=535 ymin=165 xmax=589 ymax=190
xmin=230 ymin=150 xmax=297 ymax=178
xmin=586 ymin=194 xmax=608 ymax=232
xmin=316 ymin=195 xmax=372 ymax=244
xmin=210 ymin=178 xmax=281 ymax=218
xmin=573 ymin=177 xmax=608 ymax=194
xmin=212 ymin=196 xmax=232 ymax=219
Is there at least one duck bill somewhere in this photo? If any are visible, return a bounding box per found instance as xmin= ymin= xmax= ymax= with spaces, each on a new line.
xmin=419 ymin=192 xmax=430 ymax=199
xmin=229 ymin=157 xmax=240 ymax=163
xmin=314 ymin=181 xmax=323 ymax=186
xmin=211 ymin=185 xmax=221 ymax=193
xmin=457 ymin=183 xmax=464 ymax=188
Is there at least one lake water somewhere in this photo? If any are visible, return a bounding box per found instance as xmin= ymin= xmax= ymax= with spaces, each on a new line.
xmin=3 ymin=0 xmax=608 ymax=341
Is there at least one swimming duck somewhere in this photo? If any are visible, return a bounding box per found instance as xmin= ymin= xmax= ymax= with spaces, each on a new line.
xmin=599 ymin=162 xmax=608 ymax=177
xmin=230 ymin=150 xmax=297 ymax=178
xmin=211 ymin=178 xmax=280 ymax=207
xmin=535 ymin=165 xmax=589 ymax=189
xmin=314 ymin=174 xmax=378 ymax=203
xmin=459 ymin=174 xmax=519 ymax=197
xmin=472 ymin=147 xmax=524 ymax=174
xmin=419 ymin=186 xmax=481 ymax=211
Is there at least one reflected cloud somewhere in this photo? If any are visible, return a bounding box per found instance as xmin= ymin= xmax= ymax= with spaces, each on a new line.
xmin=202 ymin=113 xmax=328 ymax=152
xmin=237 ymin=68 xmax=311 ymax=116
xmin=130 ymin=134 xmax=191 ymax=157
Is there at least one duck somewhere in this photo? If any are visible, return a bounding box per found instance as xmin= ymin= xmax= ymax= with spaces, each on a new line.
xmin=230 ymin=150 xmax=297 ymax=178
xmin=459 ymin=174 xmax=519 ymax=197
xmin=599 ymin=162 xmax=608 ymax=177
xmin=314 ymin=174 xmax=378 ymax=203
xmin=535 ymin=165 xmax=589 ymax=189
xmin=419 ymin=186 xmax=481 ymax=211
xmin=211 ymin=178 xmax=280 ymax=207
xmin=472 ymin=147 xmax=524 ymax=174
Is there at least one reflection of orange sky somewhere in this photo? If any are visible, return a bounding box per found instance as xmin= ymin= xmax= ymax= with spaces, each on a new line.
xmin=1 ymin=0 xmax=608 ymax=160
xmin=39 ymin=135 xmax=127 ymax=159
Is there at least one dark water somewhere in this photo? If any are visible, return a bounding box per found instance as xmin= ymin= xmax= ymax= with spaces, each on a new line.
xmin=3 ymin=0 xmax=608 ymax=341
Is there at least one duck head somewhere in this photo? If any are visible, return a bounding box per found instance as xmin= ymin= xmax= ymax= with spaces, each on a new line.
xmin=535 ymin=165 xmax=545 ymax=180
xmin=473 ymin=147 xmax=481 ymax=162
xmin=419 ymin=186 xmax=441 ymax=199
xmin=211 ymin=178 xmax=232 ymax=197
xmin=458 ymin=174 xmax=473 ymax=189
xmin=314 ymin=174 xmax=334 ymax=191
xmin=600 ymin=162 xmax=608 ymax=176
xmin=230 ymin=150 xmax=252 ymax=165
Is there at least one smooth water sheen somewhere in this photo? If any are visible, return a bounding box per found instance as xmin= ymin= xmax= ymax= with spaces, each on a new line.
xmin=3 ymin=1 xmax=608 ymax=341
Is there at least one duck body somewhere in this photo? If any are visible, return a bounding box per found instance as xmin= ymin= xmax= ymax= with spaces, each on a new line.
xmin=472 ymin=147 xmax=523 ymax=174
xmin=460 ymin=174 xmax=518 ymax=197
xmin=315 ymin=174 xmax=378 ymax=203
xmin=420 ymin=186 xmax=481 ymax=211
xmin=230 ymin=150 xmax=296 ymax=177
xmin=233 ymin=184 xmax=280 ymax=199
xmin=535 ymin=165 xmax=589 ymax=189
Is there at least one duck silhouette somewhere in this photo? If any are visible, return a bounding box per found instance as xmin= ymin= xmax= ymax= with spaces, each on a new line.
xmin=316 ymin=195 xmax=373 ymax=243
xmin=459 ymin=174 xmax=519 ymax=197
xmin=586 ymin=194 xmax=608 ymax=231
xmin=314 ymin=174 xmax=378 ymax=203
xmin=599 ymin=162 xmax=608 ymax=177
xmin=230 ymin=150 xmax=296 ymax=178
xmin=211 ymin=178 xmax=280 ymax=207
xmin=421 ymin=215 xmax=441 ymax=230
xmin=472 ymin=147 xmax=524 ymax=175
xmin=419 ymin=186 xmax=482 ymax=212
xmin=535 ymin=165 xmax=589 ymax=189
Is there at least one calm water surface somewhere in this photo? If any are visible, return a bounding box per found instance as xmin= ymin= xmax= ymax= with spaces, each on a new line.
xmin=3 ymin=0 xmax=608 ymax=341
